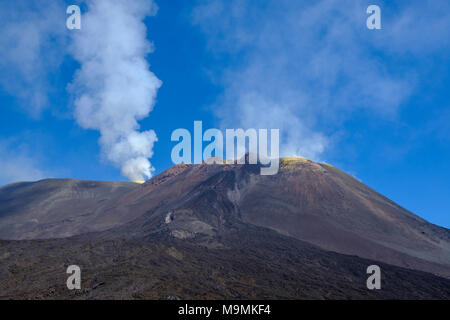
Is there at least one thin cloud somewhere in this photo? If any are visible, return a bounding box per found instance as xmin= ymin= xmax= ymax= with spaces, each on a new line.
xmin=0 ymin=139 xmax=46 ymax=186
xmin=191 ymin=0 xmax=447 ymax=160
xmin=0 ymin=0 xmax=67 ymax=116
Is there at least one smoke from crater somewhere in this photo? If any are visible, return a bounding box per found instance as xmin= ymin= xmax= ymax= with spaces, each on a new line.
xmin=69 ymin=0 xmax=161 ymax=181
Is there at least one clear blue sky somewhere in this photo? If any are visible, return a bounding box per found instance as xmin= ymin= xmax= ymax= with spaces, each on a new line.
xmin=0 ymin=0 xmax=449 ymax=228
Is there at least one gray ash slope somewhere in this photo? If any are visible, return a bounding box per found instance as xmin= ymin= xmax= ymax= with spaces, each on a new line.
xmin=0 ymin=179 xmax=139 ymax=240
xmin=0 ymin=158 xmax=450 ymax=299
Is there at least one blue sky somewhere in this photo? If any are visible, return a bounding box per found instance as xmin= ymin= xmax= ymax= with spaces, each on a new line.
xmin=0 ymin=0 xmax=449 ymax=228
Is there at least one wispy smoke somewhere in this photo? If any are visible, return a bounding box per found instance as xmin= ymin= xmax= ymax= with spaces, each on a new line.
xmin=69 ymin=0 xmax=161 ymax=181
xmin=192 ymin=0 xmax=450 ymax=160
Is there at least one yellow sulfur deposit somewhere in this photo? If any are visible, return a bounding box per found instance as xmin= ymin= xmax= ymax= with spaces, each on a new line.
xmin=282 ymin=156 xmax=308 ymax=162
xmin=280 ymin=156 xmax=309 ymax=168
xmin=133 ymin=180 xmax=145 ymax=184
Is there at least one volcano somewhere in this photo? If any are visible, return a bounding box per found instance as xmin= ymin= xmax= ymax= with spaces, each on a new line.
xmin=0 ymin=158 xmax=449 ymax=299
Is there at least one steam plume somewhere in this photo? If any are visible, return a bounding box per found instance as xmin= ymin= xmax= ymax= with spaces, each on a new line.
xmin=69 ymin=0 xmax=161 ymax=181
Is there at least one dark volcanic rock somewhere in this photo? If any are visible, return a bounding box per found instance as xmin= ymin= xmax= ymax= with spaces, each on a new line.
xmin=0 ymin=227 xmax=450 ymax=299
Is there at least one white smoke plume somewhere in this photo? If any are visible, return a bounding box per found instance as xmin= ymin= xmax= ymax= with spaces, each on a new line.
xmin=69 ymin=0 xmax=161 ymax=181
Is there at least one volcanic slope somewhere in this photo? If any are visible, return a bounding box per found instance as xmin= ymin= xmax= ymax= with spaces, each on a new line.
xmin=99 ymin=158 xmax=450 ymax=279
